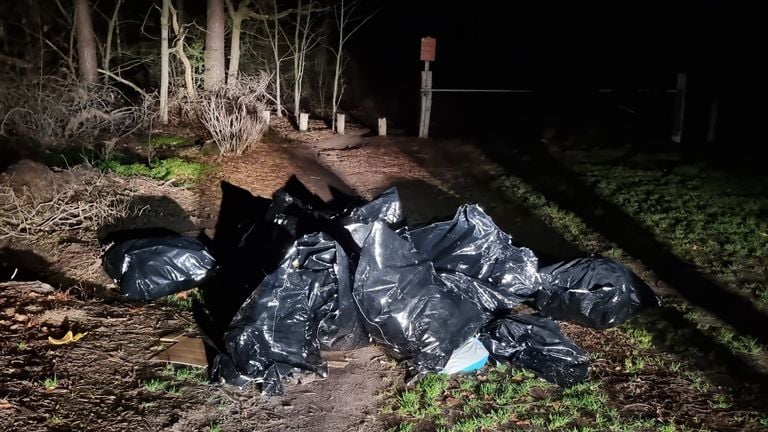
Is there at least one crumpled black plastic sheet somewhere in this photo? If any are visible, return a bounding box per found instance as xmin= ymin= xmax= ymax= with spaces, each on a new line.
xmin=103 ymin=234 xmax=216 ymax=300
xmin=342 ymin=187 xmax=404 ymax=247
xmin=212 ymin=233 xmax=354 ymax=395
xmin=409 ymin=205 xmax=542 ymax=311
xmin=479 ymin=314 xmax=589 ymax=387
xmin=353 ymin=221 xmax=488 ymax=377
xmin=534 ymin=257 xmax=659 ymax=329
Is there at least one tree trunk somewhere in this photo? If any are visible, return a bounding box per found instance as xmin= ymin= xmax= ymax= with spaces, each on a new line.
xmin=272 ymin=0 xmax=282 ymax=117
xmin=74 ymin=0 xmax=98 ymax=84
xmin=171 ymin=7 xmax=197 ymax=100
xmin=104 ymin=0 xmax=122 ymax=80
xmin=331 ymin=1 xmax=343 ymax=132
xmin=226 ymin=5 xmax=246 ymax=86
xmin=227 ymin=16 xmax=243 ymax=85
xmin=160 ymin=0 xmax=170 ymax=124
xmin=205 ymin=0 xmax=226 ymax=91
xmin=292 ymin=0 xmax=302 ymax=118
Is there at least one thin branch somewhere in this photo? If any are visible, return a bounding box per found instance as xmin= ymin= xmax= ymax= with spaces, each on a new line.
xmin=54 ymin=0 xmax=72 ymax=25
xmin=97 ymin=68 xmax=149 ymax=99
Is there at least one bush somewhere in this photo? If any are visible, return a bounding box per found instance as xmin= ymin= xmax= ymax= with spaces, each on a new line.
xmin=0 ymin=74 xmax=153 ymax=147
xmin=198 ymin=73 xmax=270 ymax=156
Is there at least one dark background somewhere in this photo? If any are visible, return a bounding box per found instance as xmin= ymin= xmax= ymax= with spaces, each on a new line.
xmin=346 ymin=0 xmax=764 ymax=149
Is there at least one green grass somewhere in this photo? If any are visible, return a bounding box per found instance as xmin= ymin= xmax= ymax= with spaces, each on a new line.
xmin=207 ymin=423 xmax=222 ymax=432
xmin=145 ymin=135 xmax=191 ymax=148
xmin=389 ymin=423 xmax=414 ymax=432
xmin=98 ymin=157 xmax=207 ymax=186
xmin=43 ymin=375 xmax=59 ymax=391
xmin=385 ymin=367 xmax=745 ymax=431
xmin=17 ymin=341 xmax=28 ymax=351
xmin=142 ymin=378 xmax=168 ymax=392
xmin=493 ymin=162 xmax=768 ymax=304
xmin=623 ymin=355 xmax=647 ymax=374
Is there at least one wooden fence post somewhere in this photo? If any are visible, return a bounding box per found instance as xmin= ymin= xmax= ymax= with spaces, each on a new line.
xmin=419 ymin=61 xmax=433 ymax=139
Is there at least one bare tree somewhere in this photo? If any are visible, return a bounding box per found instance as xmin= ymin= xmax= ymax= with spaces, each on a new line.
xmin=328 ymin=0 xmax=375 ymax=132
xmin=103 ymin=0 xmax=122 ymax=78
xmin=205 ymin=0 xmax=226 ymax=91
xmin=255 ymin=0 xmax=286 ymax=117
xmin=287 ymin=0 xmax=323 ymax=118
xmin=74 ymin=0 xmax=98 ymax=84
xmin=160 ymin=0 xmax=170 ymax=124
xmin=224 ymin=0 xmax=251 ymax=86
xmin=170 ymin=5 xmax=196 ymax=99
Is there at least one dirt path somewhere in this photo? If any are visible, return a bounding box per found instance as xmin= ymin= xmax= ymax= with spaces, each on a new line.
xmin=304 ymin=134 xmax=582 ymax=262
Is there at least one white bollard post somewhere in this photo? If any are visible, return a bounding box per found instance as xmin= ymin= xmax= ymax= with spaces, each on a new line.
xmin=299 ymin=113 xmax=309 ymax=131
xmin=259 ymin=110 xmax=271 ymax=126
xmin=378 ymin=117 xmax=387 ymax=136
xmin=336 ymin=113 xmax=345 ymax=135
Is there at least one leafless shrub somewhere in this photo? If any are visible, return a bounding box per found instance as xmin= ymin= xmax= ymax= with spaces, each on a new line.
xmin=0 ymin=74 xmax=154 ymax=147
xmin=0 ymin=176 xmax=133 ymax=240
xmin=198 ymin=73 xmax=270 ymax=155
xmin=199 ymin=96 xmax=267 ymax=156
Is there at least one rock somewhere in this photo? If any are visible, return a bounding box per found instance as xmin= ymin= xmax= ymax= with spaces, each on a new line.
xmin=13 ymin=314 xmax=28 ymax=322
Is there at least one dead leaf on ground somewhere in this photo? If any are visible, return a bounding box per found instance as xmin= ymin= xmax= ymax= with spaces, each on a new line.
xmin=48 ymin=330 xmax=88 ymax=345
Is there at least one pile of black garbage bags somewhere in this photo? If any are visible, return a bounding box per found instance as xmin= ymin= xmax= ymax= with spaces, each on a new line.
xmin=103 ymin=178 xmax=658 ymax=396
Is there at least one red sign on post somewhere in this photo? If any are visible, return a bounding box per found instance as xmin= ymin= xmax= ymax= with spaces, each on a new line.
xmin=420 ymin=37 xmax=436 ymax=62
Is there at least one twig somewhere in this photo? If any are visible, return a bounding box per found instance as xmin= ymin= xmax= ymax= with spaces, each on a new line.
xmin=97 ymin=68 xmax=149 ymax=99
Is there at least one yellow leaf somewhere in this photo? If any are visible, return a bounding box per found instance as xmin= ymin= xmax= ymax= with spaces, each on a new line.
xmin=48 ymin=330 xmax=74 ymax=345
xmin=72 ymin=332 xmax=87 ymax=341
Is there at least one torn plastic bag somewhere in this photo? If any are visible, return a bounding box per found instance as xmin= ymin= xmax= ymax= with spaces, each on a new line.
xmin=479 ymin=314 xmax=588 ymax=387
xmin=353 ymin=221 xmax=487 ymax=377
xmin=212 ymin=233 xmax=362 ymax=395
xmin=408 ymin=204 xmax=542 ymax=309
xmin=102 ymin=234 xmax=216 ymax=301
xmin=440 ymin=337 xmax=489 ymax=375
xmin=343 ymin=187 xmax=405 ymax=247
xmin=534 ymin=257 xmax=659 ymax=329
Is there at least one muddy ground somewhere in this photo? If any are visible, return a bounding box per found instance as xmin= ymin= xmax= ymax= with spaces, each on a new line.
xmin=1 ymin=117 xmax=767 ymax=431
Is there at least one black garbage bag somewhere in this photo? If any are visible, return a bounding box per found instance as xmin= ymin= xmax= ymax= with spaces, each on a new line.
xmin=103 ymin=234 xmax=216 ymax=301
xmin=212 ymin=233 xmax=360 ymax=395
xmin=534 ymin=257 xmax=658 ymax=329
xmin=353 ymin=221 xmax=488 ymax=377
xmin=317 ymin=237 xmax=370 ymax=351
xmin=479 ymin=314 xmax=588 ymax=387
xmin=408 ymin=204 xmax=542 ymax=311
xmin=342 ymin=187 xmax=405 ymax=247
